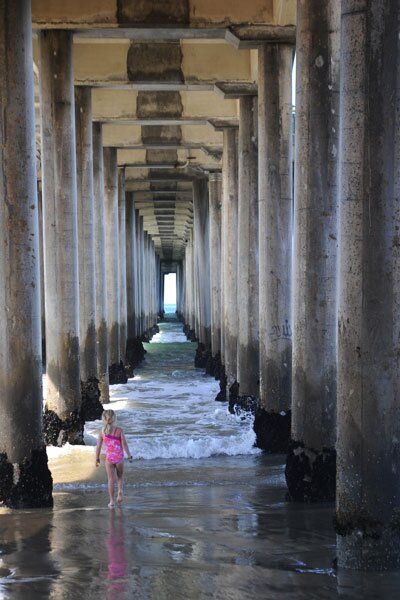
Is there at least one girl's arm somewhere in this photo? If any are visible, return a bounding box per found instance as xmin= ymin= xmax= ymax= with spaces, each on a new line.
xmin=95 ymin=432 xmax=103 ymax=466
xmin=121 ymin=430 xmax=133 ymax=462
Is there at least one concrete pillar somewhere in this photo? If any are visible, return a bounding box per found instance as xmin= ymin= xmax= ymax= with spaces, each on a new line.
xmin=126 ymin=193 xmax=136 ymax=342
xmin=75 ymin=86 xmax=101 ymax=420
xmin=118 ymin=169 xmax=128 ymax=368
xmin=104 ymin=147 xmax=126 ymax=384
xmin=134 ymin=209 xmax=142 ymax=335
xmin=285 ymin=0 xmax=340 ymax=501
xmin=255 ymin=44 xmax=293 ymax=452
xmin=209 ymin=173 xmax=222 ymax=358
xmin=221 ymin=128 xmax=239 ymax=397
xmin=236 ymin=95 xmax=259 ymax=401
xmin=139 ymin=217 xmax=145 ymax=335
xmin=336 ymin=0 xmax=400 ymax=570
xmin=0 ymin=0 xmax=52 ymax=507
xmin=92 ymin=123 xmax=109 ymax=403
xmin=193 ymin=179 xmax=212 ymax=367
xmin=39 ymin=30 xmax=82 ymax=445
xmin=125 ymin=195 xmax=145 ymax=369
xmin=38 ymin=186 xmax=46 ymax=364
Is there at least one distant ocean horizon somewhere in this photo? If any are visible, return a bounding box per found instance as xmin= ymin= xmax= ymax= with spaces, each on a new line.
xmin=163 ymin=303 xmax=176 ymax=313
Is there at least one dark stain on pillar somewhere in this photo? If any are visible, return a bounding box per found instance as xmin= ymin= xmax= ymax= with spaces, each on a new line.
xmin=0 ymin=448 xmax=53 ymax=509
xmin=215 ymin=364 xmax=227 ymax=402
xmin=118 ymin=0 xmax=189 ymax=25
xmin=195 ymin=342 xmax=212 ymax=369
xmin=285 ymin=441 xmax=336 ymax=502
xmin=43 ymin=408 xmax=84 ymax=447
xmin=80 ymin=377 xmax=103 ymax=422
xmin=126 ymin=336 xmax=147 ymax=369
xmin=253 ymin=409 xmax=291 ymax=453
xmin=263 ymin=348 xmax=292 ymax=412
xmin=127 ymin=42 xmax=184 ymax=83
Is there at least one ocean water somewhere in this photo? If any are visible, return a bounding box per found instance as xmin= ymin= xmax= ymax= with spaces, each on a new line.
xmin=1 ymin=320 xmax=400 ymax=599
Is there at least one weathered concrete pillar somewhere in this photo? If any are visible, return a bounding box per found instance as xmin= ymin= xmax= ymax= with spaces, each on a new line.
xmin=285 ymin=0 xmax=340 ymax=501
xmin=118 ymin=169 xmax=128 ymax=369
xmin=38 ymin=186 xmax=46 ymax=364
xmin=92 ymin=123 xmax=109 ymax=403
xmin=138 ymin=216 xmax=146 ymax=335
xmin=255 ymin=44 xmax=293 ymax=452
xmin=209 ymin=173 xmax=222 ymax=360
xmin=220 ymin=128 xmax=239 ymax=399
xmin=236 ymin=95 xmax=259 ymax=402
xmin=75 ymin=86 xmax=102 ymax=421
xmin=126 ymin=196 xmax=146 ymax=369
xmin=193 ymin=179 xmax=212 ymax=368
xmin=126 ymin=193 xmax=136 ymax=340
xmin=336 ymin=0 xmax=400 ymax=570
xmin=39 ymin=30 xmax=82 ymax=445
xmin=0 ymin=0 xmax=52 ymax=508
xmin=104 ymin=147 xmax=126 ymax=384
xmin=134 ymin=209 xmax=142 ymax=336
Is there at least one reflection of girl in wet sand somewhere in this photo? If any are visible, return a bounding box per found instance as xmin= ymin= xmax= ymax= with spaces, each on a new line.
xmin=105 ymin=510 xmax=128 ymax=599
xmin=96 ymin=410 xmax=133 ymax=508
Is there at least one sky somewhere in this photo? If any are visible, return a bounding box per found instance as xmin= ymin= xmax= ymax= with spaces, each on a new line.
xmin=164 ymin=273 xmax=176 ymax=305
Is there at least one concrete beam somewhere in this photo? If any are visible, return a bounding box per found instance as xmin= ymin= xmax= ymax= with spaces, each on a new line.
xmin=92 ymin=89 xmax=238 ymax=120
xmin=31 ymin=0 xmax=277 ymax=29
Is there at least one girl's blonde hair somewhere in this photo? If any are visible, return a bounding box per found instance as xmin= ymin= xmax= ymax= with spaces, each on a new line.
xmin=102 ymin=409 xmax=116 ymax=435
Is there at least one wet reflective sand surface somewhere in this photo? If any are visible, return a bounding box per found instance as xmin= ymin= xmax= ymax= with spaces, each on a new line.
xmin=1 ymin=321 xmax=400 ymax=599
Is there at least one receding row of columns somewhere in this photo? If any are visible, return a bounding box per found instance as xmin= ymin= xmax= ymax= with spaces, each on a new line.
xmin=182 ymin=0 xmax=400 ymax=570
xmin=0 ymin=14 xmax=159 ymax=507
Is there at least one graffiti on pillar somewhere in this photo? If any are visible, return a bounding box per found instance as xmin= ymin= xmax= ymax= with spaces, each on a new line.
xmin=269 ymin=320 xmax=292 ymax=342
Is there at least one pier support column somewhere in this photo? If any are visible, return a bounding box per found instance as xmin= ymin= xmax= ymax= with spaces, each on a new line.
xmin=0 ymin=0 xmax=52 ymax=507
xmin=92 ymin=123 xmax=109 ymax=403
xmin=285 ymin=0 xmax=340 ymax=501
xmin=104 ymin=148 xmax=126 ymax=385
xmin=39 ymin=30 xmax=82 ymax=445
xmin=118 ymin=169 xmax=128 ymax=372
xmin=193 ymin=179 xmax=212 ymax=368
xmin=220 ymin=127 xmax=239 ymax=401
xmin=336 ymin=0 xmax=400 ymax=570
xmin=75 ymin=86 xmax=102 ymax=421
xmin=208 ymin=173 xmax=222 ymax=378
xmin=255 ymin=44 xmax=293 ymax=452
xmin=236 ymin=96 xmax=259 ymax=405
xmin=126 ymin=194 xmax=145 ymax=368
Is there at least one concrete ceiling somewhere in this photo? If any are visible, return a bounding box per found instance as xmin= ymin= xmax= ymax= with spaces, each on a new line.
xmin=32 ymin=0 xmax=296 ymax=261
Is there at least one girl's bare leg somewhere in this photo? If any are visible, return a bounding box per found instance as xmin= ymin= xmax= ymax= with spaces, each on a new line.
xmin=116 ymin=461 xmax=124 ymax=503
xmin=105 ymin=462 xmax=116 ymax=506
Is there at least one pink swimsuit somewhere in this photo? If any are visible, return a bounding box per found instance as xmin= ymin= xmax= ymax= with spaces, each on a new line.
xmin=104 ymin=429 xmax=124 ymax=464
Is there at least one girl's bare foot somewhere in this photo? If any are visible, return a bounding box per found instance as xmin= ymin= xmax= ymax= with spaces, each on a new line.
xmin=108 ymin=501 xmax=115 ymax=508
xmin=117 ymin=491 xmax=123 ymax=504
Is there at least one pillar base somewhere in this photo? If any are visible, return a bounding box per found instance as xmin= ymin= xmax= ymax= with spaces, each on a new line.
xmin=80 ymin=377 xmax=103 ymax=422
xmin=253 ymin=409 xmax=291 ymax=453
xmin=183 ymin=323 xmax=197 ymax=341
xmin=0 ymin=448 xmax=53 ymax=508
xmin=109 ymin=360 xmax=128 ymax=385
xmin=205 ymin=352 xmax=222 ymax=379
xmin=126 ymin=336 xmax=146 ymax=369
xmin=43 ymin=409 xmax=84 ymax=446
xmin=285 ymin=441 xmax=336 ymax=502
xmin=195 ymin=343 xmax=212 ymax=369
xmin=335 ymin=516 xmax=400 ymax=571
xmin=215 ymin=365 xmax=227 ymax=402
xmin=228 ymin=390 xmax=258 ymax=416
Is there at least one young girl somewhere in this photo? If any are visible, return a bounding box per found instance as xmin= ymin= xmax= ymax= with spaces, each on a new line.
xmin=96 ymin=410 xmax=133 ymax=508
